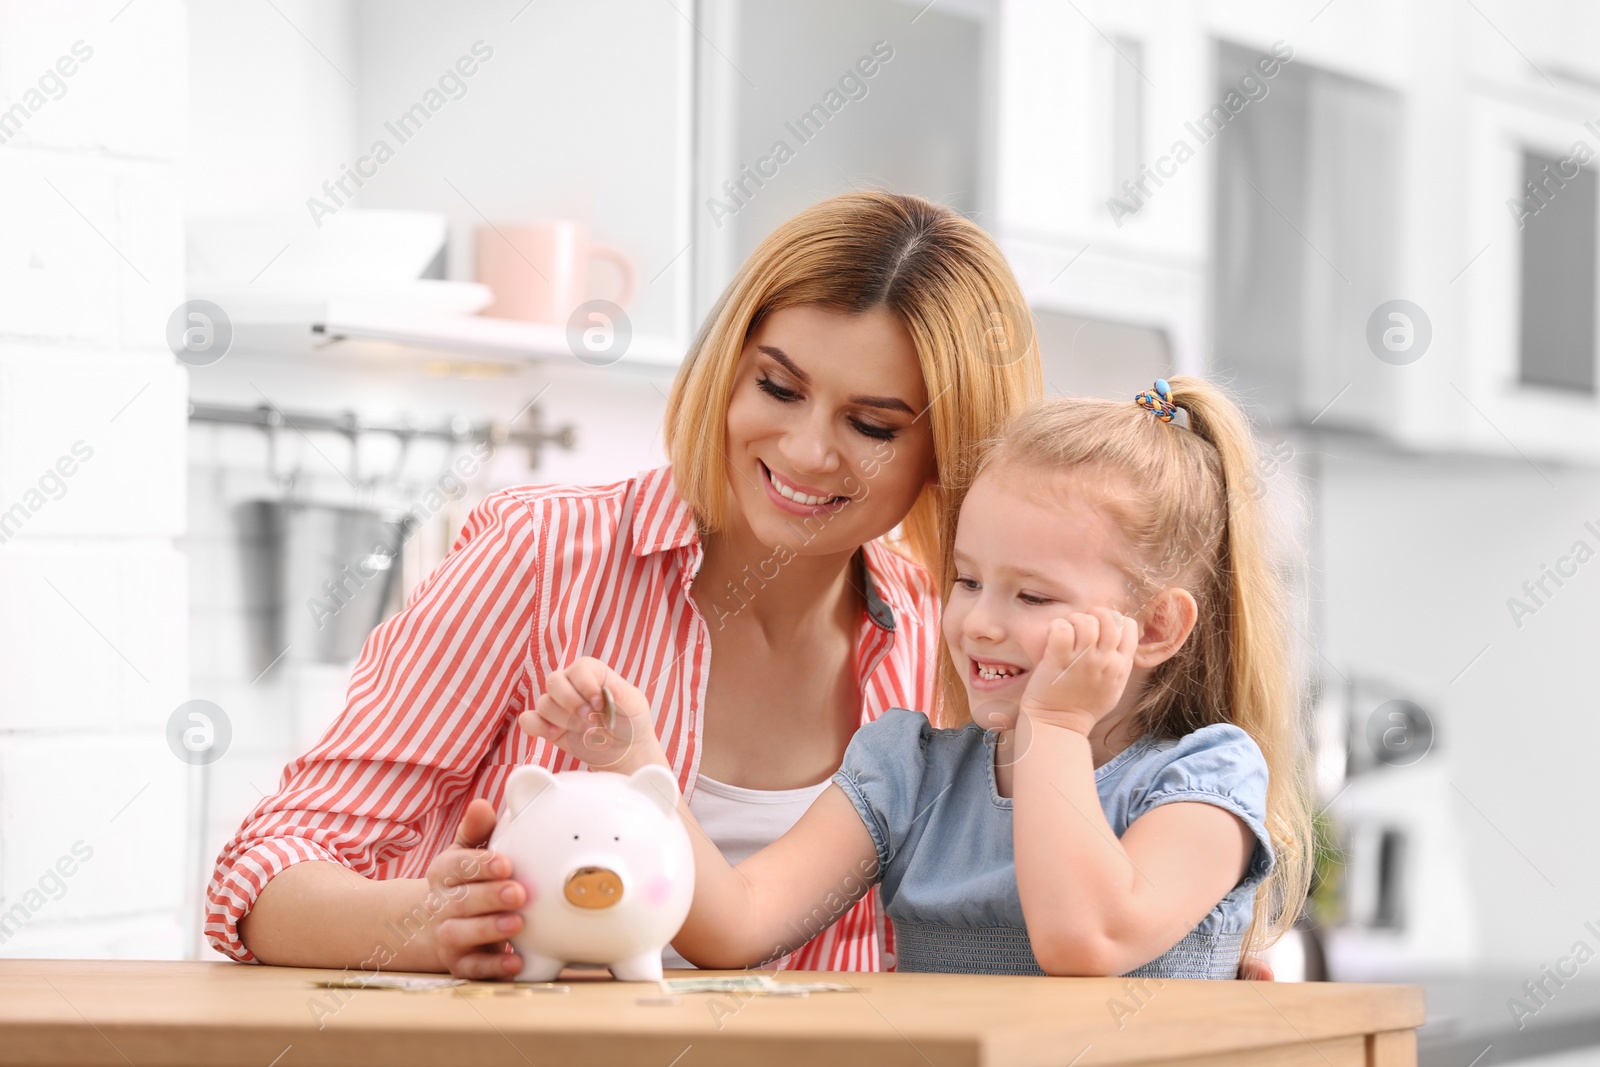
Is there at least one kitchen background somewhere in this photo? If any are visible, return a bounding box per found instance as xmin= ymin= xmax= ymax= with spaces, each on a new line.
xmin=2 ymin=0 xmax=1598 ymax=1063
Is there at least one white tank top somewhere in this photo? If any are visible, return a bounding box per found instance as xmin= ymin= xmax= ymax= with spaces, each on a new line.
xmin=660 ymin=771 xmax=833 ymax=970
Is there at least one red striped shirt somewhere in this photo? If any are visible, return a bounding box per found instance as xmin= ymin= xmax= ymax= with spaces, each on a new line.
xmin=205 ymin=464 xmax=940 ymax=971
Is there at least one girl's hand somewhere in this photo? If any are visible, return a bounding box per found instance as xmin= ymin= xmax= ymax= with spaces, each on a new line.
xmin=519 ymin=656 xmax=666 ymax=773
xmin=426 ymin=798 xmax=527 ymax=980
xmin=1019 ymin=607 xmax=1138 ymax=734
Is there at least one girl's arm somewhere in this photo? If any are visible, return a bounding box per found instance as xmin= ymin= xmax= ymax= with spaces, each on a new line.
xmin=1012 ymin=610 xmax=1252 ymax=976
xmin=1014 ymin=722 xmax=1252 ymax=975
xmin=523 ymin=657 xmax=881 ymax=969
xmin=671 ymin=784 xmax=879 ymax=968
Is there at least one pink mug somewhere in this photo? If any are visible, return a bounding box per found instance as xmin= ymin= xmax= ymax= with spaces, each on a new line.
xmin=475 ymin=221 xmax=636 ymax=325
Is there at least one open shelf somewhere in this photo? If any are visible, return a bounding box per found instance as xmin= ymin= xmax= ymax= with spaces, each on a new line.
xmin=318 ymin=300 xmax=684 ymax=369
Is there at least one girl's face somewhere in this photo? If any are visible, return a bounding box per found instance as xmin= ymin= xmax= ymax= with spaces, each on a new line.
xmin=722 ymin=304 xmax=936 ymax=557
xmin=943 ymin=463 xmax=1136 ymax=722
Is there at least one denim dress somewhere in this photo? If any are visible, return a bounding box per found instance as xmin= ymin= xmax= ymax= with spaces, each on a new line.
xmin=831 ymin=709 xmax=1274 ymax=978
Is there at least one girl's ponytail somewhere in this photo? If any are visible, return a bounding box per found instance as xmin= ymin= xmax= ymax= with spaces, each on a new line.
xmin=1164 ymin=377 xmax=1313 ymax=952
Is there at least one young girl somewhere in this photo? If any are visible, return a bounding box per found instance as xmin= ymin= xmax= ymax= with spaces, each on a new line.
xmin=525 ymin=377 xmax=1312 ymax=977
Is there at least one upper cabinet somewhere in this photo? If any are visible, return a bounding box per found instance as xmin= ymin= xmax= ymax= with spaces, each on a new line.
xmin=990 ymin=0 xmax=1600 ymax=466
xmin=689 ymin=0 xmax=997 ymax=322
xmin=991 ymin=1 xmax=1215 ymax=384
xmin=1210 ymin=42 xmax=1408 ymax=438
xmin=1449 ymin=83 xmax=1600 ymax=465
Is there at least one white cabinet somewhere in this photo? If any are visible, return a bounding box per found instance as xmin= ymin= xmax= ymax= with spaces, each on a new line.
xmin=1444 ymin=85 xmax=1600 ymax=465
xmin=995 ymin=0 xmax=1600 ymax=467
xmin=689 ymin=0 xmax=998 ymax=321
xmin=992 ymin=1 xmax=1215 ymax=382
xmin=1209 ymin=45 xmax=1409 ymax=436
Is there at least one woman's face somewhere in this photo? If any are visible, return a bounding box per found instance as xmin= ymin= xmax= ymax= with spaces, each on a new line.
xmin=722 ymin=303 xmax=936 ymax=558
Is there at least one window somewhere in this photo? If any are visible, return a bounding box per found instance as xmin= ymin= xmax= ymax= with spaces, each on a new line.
xmin=1518 ymin=149 xmax=1598 ymax=394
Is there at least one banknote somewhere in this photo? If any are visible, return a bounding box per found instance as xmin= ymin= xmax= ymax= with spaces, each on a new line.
xmin=309 ymin=975 xmax=466 ymax=991
xmin=307 ymin=975 xmax=571 ymax=995
xmin=659 ymin=976 xmax=854 ymax=995
xmin=660 ymin=976 xmax=776 ymax=994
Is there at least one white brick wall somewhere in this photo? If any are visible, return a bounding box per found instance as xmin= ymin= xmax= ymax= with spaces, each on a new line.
xmin=0 ymin=733 xmax=187 ymax=920
xmin=0 ymin=0 xmax=190 ymax=959
xmin=0 ymin=541 xmax=187 ymax=732
xmin=0 ymin=348 xmax=186 ymax=536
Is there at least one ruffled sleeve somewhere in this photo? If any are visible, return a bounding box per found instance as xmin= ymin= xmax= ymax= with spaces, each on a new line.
xmin=830 ymin=708 xmax=933 ymax=879
xmin=1127 ymin=723 xmax=1275 ymax=894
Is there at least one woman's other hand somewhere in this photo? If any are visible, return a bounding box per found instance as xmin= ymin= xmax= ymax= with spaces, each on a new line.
xmin=1238 ymin=954 xmax=1275 ymax=981
xmin=425 ymin=798 xmax=527 ymax=979
xmin=521 ymin=656 xmax=666 ymax=773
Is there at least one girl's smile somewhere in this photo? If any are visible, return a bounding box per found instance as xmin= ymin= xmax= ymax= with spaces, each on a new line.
xmin=968 ymin=656 xmax=1028 ymax=691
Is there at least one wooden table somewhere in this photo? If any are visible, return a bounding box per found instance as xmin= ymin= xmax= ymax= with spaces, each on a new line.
xmin=0 ymin=959 xmax=1423 ymax=1067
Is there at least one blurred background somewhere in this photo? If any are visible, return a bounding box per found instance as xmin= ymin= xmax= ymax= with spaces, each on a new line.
xmin=1 ymin=1 xmax=1597 ymax=1062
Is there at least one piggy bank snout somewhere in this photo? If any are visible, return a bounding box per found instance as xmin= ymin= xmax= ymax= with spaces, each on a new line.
xmin=564 ymin=866 xmax=624 ymax=910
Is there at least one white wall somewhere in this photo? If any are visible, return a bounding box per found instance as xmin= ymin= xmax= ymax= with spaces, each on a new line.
xmin=0 ymin=0 xmax=190 ymax=958
xmin=1319 ymin=448 xmax=1600 ymax=974
xmin=184 ymin=0 xmax=357 ymax=220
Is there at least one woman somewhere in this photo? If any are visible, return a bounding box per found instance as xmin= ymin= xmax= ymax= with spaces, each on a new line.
xmin=207 ymin=190 xmax=1043 ymax=977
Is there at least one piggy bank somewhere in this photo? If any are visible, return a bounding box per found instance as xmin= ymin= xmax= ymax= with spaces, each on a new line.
xmin=488 ymin=764 xmax=694 ymax=981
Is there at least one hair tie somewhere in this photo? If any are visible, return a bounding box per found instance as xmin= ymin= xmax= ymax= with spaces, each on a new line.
xmin=1135 ymin=379 xmax=1184 ymax=423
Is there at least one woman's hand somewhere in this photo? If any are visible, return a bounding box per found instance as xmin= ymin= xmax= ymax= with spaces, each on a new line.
xmin=520 ymin=656 xmax=666 ymax=774
xmin=1019 ymin=607 xmax=1138 ymax=734
xmin=425 ymin=798 xmax=527 ymax=979
xmin=1238 ymin=954 xmax=1275 ymax=981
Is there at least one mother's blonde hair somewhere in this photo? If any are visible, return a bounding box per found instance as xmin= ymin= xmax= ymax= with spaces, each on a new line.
xmin=961 ymin=379 xmax=1313 ymax=953
xmin=665 ymin=191 xmax=1043 ymax=591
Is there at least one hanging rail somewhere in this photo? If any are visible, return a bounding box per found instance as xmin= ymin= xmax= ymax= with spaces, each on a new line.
xmin=187 ymin=400 xmax=576 ymax=469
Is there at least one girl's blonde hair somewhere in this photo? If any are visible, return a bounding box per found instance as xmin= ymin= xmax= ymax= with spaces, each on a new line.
xmin=955 ymin=378 xmax=1312 ymax=952
xmin=664 ymin=191 xmax=1042 ymax=588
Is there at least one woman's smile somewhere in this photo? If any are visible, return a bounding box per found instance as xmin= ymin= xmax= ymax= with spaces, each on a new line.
xmin=758 ymin=460 xmax=852 ymax=515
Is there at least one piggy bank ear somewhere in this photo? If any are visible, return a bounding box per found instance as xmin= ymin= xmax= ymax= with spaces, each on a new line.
xmin=505 ymin=765 xmax=558 ymax=822
xmin=627 ymin=765 xmax=680 ymax=816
